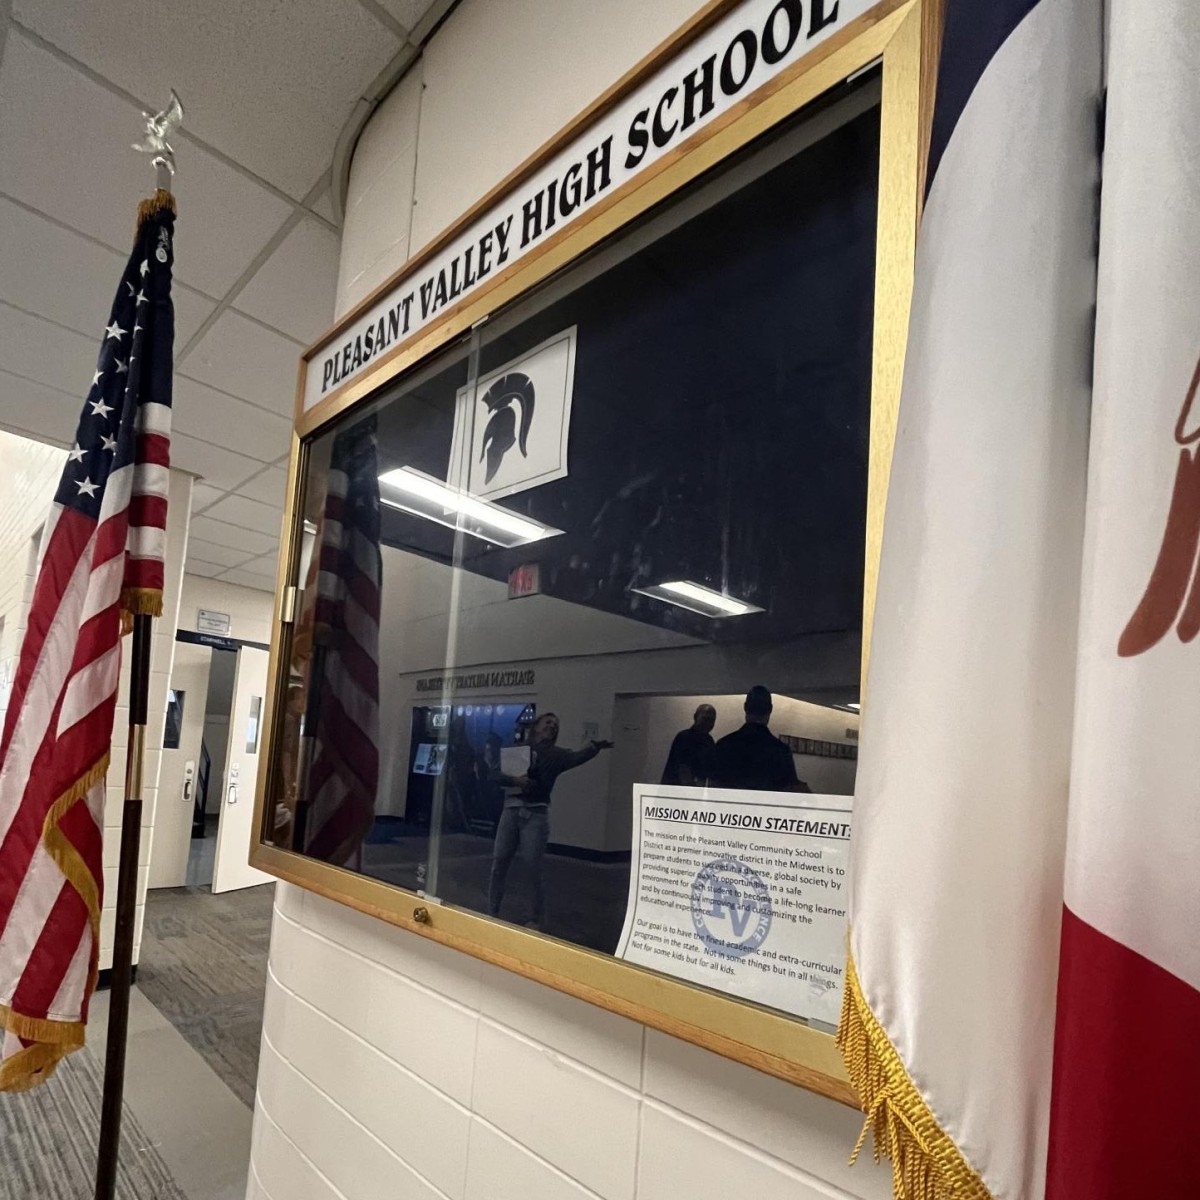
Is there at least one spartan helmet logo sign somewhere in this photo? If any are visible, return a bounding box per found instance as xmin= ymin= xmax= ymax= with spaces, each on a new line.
xmin=479 ymin=372 xmax=535 ymax=485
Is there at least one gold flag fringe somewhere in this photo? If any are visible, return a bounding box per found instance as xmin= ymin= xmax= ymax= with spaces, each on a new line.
xmin=837 ymin=952 xmax=993 ymax=1200
xmin=0 ymin=755 xmax=110 ymax=1093
xmin=136 ymin=188 xmax=176 ymax=231
xmin=120 ymin=586 xmax=163 ymax=635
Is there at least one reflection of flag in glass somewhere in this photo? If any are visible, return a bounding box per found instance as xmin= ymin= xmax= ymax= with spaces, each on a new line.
xmin=303 ymin=417 xmax=381 ymax=866
xmin=0 ymin=193 xmax=175 ymax=1091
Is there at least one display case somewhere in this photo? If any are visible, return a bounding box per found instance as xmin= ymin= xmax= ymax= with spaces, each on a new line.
xmin=250 ymin=0 xmax=941 ymax=1104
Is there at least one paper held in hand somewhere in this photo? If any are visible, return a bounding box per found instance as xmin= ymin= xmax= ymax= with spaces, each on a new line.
xmin=615 ymin=784 xmax=852 ymax=1026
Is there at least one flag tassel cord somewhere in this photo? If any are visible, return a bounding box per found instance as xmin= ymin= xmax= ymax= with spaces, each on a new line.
xmin=135 ymin=188 xmax=176 ymax=230
xmin=837 ymin=952 xmax=995 ymax=1200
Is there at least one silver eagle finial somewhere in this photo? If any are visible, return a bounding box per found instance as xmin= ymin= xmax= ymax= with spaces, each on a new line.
xmin=132 ymin=90 xmax=185 ymax=178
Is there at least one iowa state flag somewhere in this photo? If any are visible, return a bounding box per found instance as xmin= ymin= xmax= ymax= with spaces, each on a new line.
xmin=839 ymin=0 xmax=1200 ymax=1197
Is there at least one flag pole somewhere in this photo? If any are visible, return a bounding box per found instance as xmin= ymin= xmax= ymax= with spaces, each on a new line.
xmin=93 ymin=613 xmax=151 ymax=1200
xmin=93 ymin=96 xmax=182 ymax=1200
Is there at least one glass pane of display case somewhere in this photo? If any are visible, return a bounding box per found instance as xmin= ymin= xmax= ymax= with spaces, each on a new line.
xmin=266 ymin=78 xmax=879 ymax=1016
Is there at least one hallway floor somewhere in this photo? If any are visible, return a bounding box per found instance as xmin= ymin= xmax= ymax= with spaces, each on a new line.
xmin=0 ymin=882 xmax=273 ymax=1200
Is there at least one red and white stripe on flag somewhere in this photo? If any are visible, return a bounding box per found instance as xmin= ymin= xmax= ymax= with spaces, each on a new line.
xmin=1046 ymin=1 xmax=1200 ymax=1194
xmin=0 ymin=194 xmax=173 ymax=1092
xmin=302 ymin=417 xmax=382 ymax=868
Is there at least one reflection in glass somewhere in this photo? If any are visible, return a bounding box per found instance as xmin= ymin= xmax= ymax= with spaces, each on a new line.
xmin=268 ymin=82 xmax=876 ymax=966
xmin=164 ymin=689 xmax=185 ymax=749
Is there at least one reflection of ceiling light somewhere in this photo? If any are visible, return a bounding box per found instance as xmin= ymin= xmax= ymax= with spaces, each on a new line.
xmin=378 ymin=467 xmax=560 ymax=548
xmin=846 ymin=702 xmax=860 ymax=711
xmin=632 ymin=580 xmax=764 ymax=618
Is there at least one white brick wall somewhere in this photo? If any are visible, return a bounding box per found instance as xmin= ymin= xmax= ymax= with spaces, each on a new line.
xmin=253 ymin=886 xmax=892 ymax=1200
xmin=252 ymin=2 xmax=893 ymax=1196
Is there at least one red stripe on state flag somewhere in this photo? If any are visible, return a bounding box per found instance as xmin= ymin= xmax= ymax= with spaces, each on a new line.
xmin=1046 ymin=906 xmax=1200 ymax=1198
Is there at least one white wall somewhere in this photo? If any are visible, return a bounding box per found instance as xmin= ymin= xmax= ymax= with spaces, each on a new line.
xmin=179 ymin=573 xmax=276 ymax=646
xmin=251 ymin=3 xmax=889 ymax=1198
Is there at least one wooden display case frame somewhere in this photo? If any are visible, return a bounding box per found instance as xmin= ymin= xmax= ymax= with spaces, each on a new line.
xmin=250 ymin=0 xmax=941 ymax=1104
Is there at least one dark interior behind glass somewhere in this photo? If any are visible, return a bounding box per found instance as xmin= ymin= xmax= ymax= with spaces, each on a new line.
xmin=267 ymin=79 xmax=879 ymax=971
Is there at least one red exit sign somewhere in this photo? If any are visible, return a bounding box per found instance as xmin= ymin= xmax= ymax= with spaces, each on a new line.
xmin=507 ymin=563 xmax=541 ymax=599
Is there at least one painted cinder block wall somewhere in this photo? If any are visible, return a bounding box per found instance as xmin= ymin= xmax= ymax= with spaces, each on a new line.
xmin=248 ymin=2 xmax=892 ymax=1197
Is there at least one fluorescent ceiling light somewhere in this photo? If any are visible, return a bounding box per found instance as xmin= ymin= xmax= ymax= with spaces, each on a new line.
xmin=632 ymin=580 xmax=763 ymax=618
xmin=378 ymin=467 xmax=560 ymax=548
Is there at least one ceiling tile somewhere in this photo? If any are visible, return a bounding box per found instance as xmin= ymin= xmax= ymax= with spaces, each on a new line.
xmin=0 ymin=197 xmax=216 ymax=349
xmin=186 ymin=555 xmax=233 ymax=575
xmin=236 ymin=553 xmax=279 ymax=580
xmin=0 ymin=199 xmax=129 ymax=335
xmin=171 ymin=431 xmax=262 ymax=491
xmin=14 ymin=0 xmax=402 ymax=200
xmin=215 ymin=567 xmax=277 ymax=593
xmin=173 ymin=376 xmax=291 ymax=463
xmin=311 ymin=189 xmax=337 ymax=224
xmin=189 ymin=481 xmax=226 ymax=512
xmin=173 ymin=286 xmax=218 ymax=349
xmin=0 ymin=303 xmax=98 ymax=401
xmin=203 ymin=493 xmax=283 ymax=538
xmin=0 ymin=370 xmax=78 ymax=447
xmin=234 ymin=216 xmax=340 ymax=344
xmin=177 ymin=310 xmax=301 ymax=418
xmin=235 ymin=465 xmax=289 ymax=507
xmin=184 ymin=562 xmax=225 ymax=579
xmin=187 ymin=537 xmax=255 ymax=569
xmin=374 ymin=0 xmax=438 ymax=35
xmin=189 ymin=515 xmax=277 ymax=556
xmin=0 ymin=34 xmax=292 ymax=297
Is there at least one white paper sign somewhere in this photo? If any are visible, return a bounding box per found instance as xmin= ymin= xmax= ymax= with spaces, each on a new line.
xmin=615 ymin=784 xmax=851 ymax=1025
xmin=449 ymin=327 xmax=577 ymax=499
xmin=500 ymin=744 xmax=532 ymax=777
xmin=304 ymin=0 xmax=872 ymax=410
xmin=197 ymin=608 xmax=231 ymax=636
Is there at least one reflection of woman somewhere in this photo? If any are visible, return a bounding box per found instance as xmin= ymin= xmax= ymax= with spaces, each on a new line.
xmin=487 ymin=712 xmax=611 ymax=929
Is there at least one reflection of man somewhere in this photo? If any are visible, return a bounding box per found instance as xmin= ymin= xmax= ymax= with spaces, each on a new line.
xmin=488 ymin=712 xmax=612 ymax=929
xmin=710 ymin=687 xmax=811 ymax=793
xmin=661 ymin=704 xmax=716 ymax=785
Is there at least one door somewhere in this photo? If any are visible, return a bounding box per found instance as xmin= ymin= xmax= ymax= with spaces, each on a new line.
xmin=212 ymin=645 xmax=272 ymax=893
xmin=149 ymin=643 xmax=212 ymax=889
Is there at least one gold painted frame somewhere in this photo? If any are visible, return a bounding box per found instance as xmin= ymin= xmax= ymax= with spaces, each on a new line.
xmin=250 ymin=0 xmax=941 ymax=1104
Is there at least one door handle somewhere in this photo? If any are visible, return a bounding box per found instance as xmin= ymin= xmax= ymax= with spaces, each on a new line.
xmin=227 ymin=784 xmax=238 ymax=806
xmin=183 ymin=779 xmax=192 ymax=801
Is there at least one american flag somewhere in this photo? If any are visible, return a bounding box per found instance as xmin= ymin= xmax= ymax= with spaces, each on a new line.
xmin=0 ymin=193 xmax=174 ymax=1091
xmin=300 ymin=415 xmax=381 ymax=866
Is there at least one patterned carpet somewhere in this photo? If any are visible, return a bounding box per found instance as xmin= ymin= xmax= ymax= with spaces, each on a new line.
xmin=137 ymin=883 xmax=275 ymax=1109
xmin=0 ymin=1041 xmax=187 ymax=1200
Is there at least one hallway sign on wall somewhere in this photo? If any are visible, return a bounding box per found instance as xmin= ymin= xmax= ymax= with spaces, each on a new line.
xmin=615 ymin=783 xmax=851 ymax=1025
xmin=305 ymin=0 xmax=872 ymax=411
